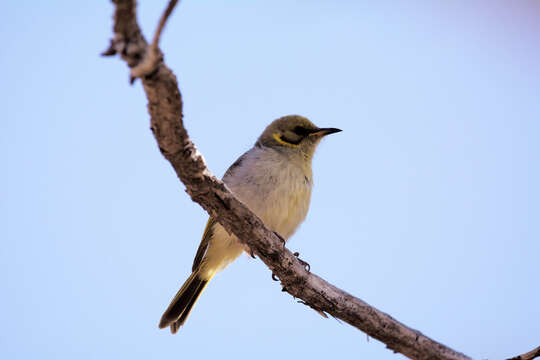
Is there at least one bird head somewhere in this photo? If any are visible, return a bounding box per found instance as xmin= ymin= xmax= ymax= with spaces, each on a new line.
xmin=256 ymin=115 xmax=341 ymax=161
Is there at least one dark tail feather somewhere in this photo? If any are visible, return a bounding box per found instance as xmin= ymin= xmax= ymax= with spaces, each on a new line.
xmin=158 ymin=270 xmax=211 ymax=332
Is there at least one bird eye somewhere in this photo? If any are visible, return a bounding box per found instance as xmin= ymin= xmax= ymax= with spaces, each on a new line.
xmin=292 ymin=126 xmax=311 ymax=136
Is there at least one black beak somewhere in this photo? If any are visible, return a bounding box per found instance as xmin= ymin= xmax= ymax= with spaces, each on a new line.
xmin=311 ymin=127 xmax=342 ymax=137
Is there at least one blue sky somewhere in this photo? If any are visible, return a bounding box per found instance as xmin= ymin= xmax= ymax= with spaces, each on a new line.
xmin=1 ymin=1 xmax=539 ymax=359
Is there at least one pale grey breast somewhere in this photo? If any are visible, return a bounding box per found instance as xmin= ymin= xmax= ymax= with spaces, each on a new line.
xmin=224 ymin=146 xmax=313 ymax=240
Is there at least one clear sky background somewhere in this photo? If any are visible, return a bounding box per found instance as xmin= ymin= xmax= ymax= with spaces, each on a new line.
xmin=1 ymin=1 xmax=539 ymax=359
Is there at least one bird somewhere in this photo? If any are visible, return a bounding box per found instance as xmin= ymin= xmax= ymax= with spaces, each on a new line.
xmin=158 ymin=115 xmax=341 ymax=333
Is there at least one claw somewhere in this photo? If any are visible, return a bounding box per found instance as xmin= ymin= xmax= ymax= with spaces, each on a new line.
xmin=293 ymin=252 xmax=311 ymax=272
xmin=297 ymin=300 xmax=328 ymax=318
xmin=273 ymin=231 xmax=286 ymax=248
xmin=271 ymin=273 xmax=280 ymax=281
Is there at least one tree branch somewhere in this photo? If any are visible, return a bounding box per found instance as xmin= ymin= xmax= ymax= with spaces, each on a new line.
xmin=508 ymin=346 xmax=540 ymax=360
xmin=104 ymin=1 xmax=472 ymax=359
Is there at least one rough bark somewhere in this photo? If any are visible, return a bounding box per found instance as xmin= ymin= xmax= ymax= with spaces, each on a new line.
xmin=508 ymin=346 xmax=540 ymax=360
xmin=103 ymin=1 xmax=473 ymax=359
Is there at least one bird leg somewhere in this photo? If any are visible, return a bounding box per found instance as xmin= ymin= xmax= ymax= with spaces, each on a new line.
xmin=293 ymin=252 xmax=310 ymax=272
xmin=270 ymin=231 xmax=287 ymax=280
xmin=273 ymin=231 xmax=286 ymax=248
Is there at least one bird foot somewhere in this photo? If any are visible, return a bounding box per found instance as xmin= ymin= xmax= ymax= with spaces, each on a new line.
xmin=293 ymin=252 xmax=310 ymax=272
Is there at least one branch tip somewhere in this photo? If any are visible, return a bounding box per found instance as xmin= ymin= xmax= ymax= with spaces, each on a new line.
xmin=101 ymin=41 xmax=117 ymax=56
xmin=130 ymin=0 xmax=178 ymax=82
xmin=152 ymin=0 xmax=179 ymax=49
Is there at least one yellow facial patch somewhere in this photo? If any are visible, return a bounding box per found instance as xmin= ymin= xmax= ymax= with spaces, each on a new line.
xmin=273 ymin=132 xmax=300 ymax=148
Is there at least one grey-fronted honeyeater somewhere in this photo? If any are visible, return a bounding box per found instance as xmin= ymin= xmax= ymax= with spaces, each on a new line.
xmin=158 ymin=115 xmax=341 ymax=333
